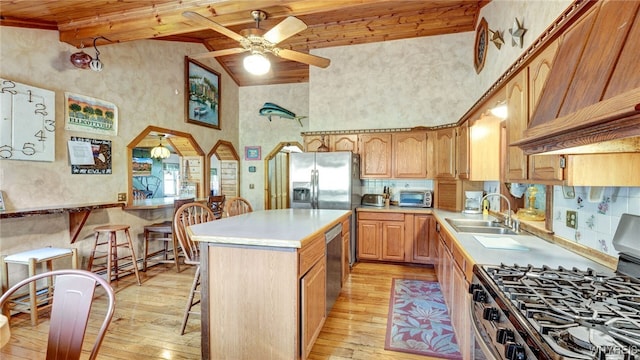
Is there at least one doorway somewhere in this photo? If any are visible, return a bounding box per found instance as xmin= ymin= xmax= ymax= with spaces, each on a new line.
xmin=264 ymin=142 xmax=303 ymax=209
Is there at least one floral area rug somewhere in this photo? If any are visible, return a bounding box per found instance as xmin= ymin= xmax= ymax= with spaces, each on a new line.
xmin=384 ymin=278 xmax=463 ymax=359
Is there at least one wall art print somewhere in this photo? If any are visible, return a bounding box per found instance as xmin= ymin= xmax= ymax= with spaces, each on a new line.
xmin=70 ymin=136 xmax=112 ymax=174
xmin=185 ymin=57 xmax=221 ymax=130
xmin=65 ymin=92 xmax=118 ymax=136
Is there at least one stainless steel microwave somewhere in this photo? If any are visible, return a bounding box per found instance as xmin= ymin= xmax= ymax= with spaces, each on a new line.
xmin=398 ymin=190 xmax=433 ymax=208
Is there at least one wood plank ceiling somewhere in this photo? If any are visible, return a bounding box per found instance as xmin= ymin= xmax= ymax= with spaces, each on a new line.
xmin=0 ymin=0 xmax=487 ymax=87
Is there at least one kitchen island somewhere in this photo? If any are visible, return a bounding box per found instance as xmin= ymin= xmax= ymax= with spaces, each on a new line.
xmin=188 ymin=208 xmax=351 ymax=360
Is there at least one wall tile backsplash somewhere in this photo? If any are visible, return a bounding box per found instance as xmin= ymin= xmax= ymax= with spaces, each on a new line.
xmin=553 ymin=186 xmax=640 ymax=256
xmin=362 ymin=179 xmax=434 ymax=201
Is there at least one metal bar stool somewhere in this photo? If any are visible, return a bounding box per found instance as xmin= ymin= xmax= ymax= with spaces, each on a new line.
xmin=88 ymin=225 xmax=141 ymax=285
xmin=0 ymin=247 xmax=78 ymax=325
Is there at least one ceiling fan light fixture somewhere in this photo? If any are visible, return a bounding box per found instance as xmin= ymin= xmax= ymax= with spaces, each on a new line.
xmin=150 ymin=136 xmax=171 ymax=159
xmin=243 ymin=52 xmax=271 ymax=75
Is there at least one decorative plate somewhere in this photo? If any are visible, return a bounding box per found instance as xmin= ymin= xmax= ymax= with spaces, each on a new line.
xmin=474 ymin=17 xmax=488 ymax=74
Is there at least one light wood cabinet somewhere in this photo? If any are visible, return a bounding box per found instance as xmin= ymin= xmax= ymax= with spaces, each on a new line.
xmin=304 ymin=135 xmax=325 ymax=152
xmin=435 ymin=221 xmax=471 ymax=360
xmin=527 ymin=40 xmax=564 ymax=183
xmin=393 ymin=131 xmax=428 ymax=178
xmin=452 ymin=261 xmax=470 ymax=360
xmin=332 ymin=134 xmax=358 ymax=152
xmin=456 ymin=123 xmax=469 ymax=180
xmin=505 ymin=69 xmax=529 ymax=182
xmin=357 ymin=212 xmax=405 ymax=261
xmin=381 ymin=221 xmax=405 ymax=261
xmin=505 ymin=40 xmax=564 ymax=184
xmin=359 ymin=133 xmax=393 ymax=178
xmin=469 ymin=114 xmax=501 ymax=181
xmin=301 ymin=256 xmax=326 ymax=359
xmin=304 ymin=134 xmax=358 ymax=153
xmin=434 ymin=127 xmax=457 ymax=179
xmin=411 ymin=214 xmax=435 ymax=264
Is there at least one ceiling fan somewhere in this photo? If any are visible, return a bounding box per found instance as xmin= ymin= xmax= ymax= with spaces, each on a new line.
xmin=183 ymin=10 xmax=330 ymax=75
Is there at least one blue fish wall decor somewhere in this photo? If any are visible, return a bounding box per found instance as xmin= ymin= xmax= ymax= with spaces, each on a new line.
xmin=259 ymin=102 xmax=307 ymax=126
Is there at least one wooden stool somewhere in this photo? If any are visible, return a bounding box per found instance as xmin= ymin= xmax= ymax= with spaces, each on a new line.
xmin=1 ymin=247 xmax=78 ymax=325
xmin=88 ymin=225 xmax=141 ymax=285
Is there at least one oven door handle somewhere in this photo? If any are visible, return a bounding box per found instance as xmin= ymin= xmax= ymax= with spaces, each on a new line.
xmin=470 ymin=300 xmax=500 ymax=360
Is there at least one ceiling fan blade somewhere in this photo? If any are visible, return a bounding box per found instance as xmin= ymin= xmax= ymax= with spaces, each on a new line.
xmin=263 ymin=16 xmax=307 ymax=45
xmin=277 ymin=49 xmax=330 ymax=68
xmin=183 ymin=11 xmax=245 ymax=43
xmin=191 ymin=48 xmax=248 ymax=59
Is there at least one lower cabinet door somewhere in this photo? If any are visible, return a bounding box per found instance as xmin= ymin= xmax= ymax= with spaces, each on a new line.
xmin=301 ymin=257 xmax=327 ymax=359
xmin=381 ymin=221 xmax=405 ymax=261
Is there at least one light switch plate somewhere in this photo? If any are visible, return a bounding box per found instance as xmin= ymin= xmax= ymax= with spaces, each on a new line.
xmin=566 ymin=210 xmax=577 ymax=229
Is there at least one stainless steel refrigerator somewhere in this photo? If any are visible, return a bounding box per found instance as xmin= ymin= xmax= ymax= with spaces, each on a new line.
xmin=289 ymin=152 xmax=361 ymax=265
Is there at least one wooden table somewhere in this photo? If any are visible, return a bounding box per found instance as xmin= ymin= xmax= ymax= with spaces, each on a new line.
xmin=0 ymin=202 xmax=124 ymax=243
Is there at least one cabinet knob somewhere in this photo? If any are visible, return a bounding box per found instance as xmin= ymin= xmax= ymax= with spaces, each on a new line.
xmin=482 ymin=307 xmax=500 ymax=321
xmin=472 ymin=289 xmax=487 ymax=303
xmin=505 ymin=343 xmax=526 ymax=360
xmin=497 ymin=328 xmax=515 ymax=344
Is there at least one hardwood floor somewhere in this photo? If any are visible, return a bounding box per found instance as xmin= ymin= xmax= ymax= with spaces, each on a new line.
xmin=1 ymin=262 xmax=443 ymax=359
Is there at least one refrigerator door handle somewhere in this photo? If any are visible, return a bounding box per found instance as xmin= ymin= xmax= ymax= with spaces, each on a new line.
xmin=316 ymin=169 xmax=321 ymax=208
xmin=313 ymin=169 xmax=319 ymax=208
xmin=308 ymin=169 xmax=315 ymax=208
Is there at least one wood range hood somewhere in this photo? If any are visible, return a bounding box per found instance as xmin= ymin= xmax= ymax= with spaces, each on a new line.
xmin=514 ymin=0 xmax=640 ymax=155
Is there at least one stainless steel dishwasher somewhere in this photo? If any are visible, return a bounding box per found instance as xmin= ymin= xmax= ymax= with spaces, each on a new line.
xmin=325 ymin=222 xmax=342 ymax=314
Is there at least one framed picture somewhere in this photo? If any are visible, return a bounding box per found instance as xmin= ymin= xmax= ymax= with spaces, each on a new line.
xmin=185 ymin=57 xmax=221 ymax=130
xmin=245 ymin=146 xmax=261 ymax=161
xmin=65 ymin=92 xmax=118 ymax=136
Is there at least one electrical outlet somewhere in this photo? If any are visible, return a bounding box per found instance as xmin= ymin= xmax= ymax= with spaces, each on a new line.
xmin=249 ymin=184 xmax=255 ymax=189
xmin=566 ymin=210 xmax=577 ymax=229
xmin=117 ymin=193 xmax=127 ymax=201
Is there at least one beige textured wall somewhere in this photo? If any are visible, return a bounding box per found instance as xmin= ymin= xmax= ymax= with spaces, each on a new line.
xmin=238 ymin=83 xmax=309 ymax=210
xmin=0 ymin=27 xmax=239 ymax=276
xmin=308 ymin=0 xmax=572 ymax=131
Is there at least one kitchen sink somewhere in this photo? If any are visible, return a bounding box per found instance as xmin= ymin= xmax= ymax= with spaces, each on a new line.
xmin=446 ymin=218 xmax=501 ymax=227
xmin=445 ymin=218 xmax=518 ymax=235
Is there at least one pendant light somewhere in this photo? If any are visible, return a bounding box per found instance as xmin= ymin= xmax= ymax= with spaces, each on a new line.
xmin=150 ymin=136 xmax=171 ymax=159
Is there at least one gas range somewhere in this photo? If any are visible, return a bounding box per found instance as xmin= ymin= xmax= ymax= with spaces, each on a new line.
xmin=470 ymin=214 xmax=640 ymax=360
xmin=472 ymin=264 xmax=640 ymax=359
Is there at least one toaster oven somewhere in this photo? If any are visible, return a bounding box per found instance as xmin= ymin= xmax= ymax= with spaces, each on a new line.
xmin=398 ymin=190 xmax=433 ymax=208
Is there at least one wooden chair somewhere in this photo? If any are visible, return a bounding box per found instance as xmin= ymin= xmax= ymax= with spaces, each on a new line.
xmin=0 ymin=269 xmax=115 ymax=360
xmin=173 ymin=202 xmax=216 ymax=335
xmin=142 ymin=197 xmax=194 ymax=272
xmin=224 ymin=197 xmax=253 ymax=217
xmin=207 ymin=195 xmax=226 ymax=219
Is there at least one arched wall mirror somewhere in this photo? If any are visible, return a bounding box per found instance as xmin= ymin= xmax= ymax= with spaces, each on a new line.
xmin=264 ymin=142 xmax=303 ymax=210
xmin=207 ymin=140 xmax=240 ymax=197
xmin=127 ymin=125 xmax=204 ymax=205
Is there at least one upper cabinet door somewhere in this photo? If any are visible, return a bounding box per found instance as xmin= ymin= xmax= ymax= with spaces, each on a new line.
xmin=456 ymin=123 xmax=469 ymax=180
xmin=393 ymin=132 xmax=427 ymax=178
xmin=331 ymin=134 xmax=358 ymax=153
xmin=359 ymin=133 xmax=392 ymax=178
xmin=434 ymin=128 xmax=457 ymax=180
xmin=303 ymin=136 xmax=325 ymax=152
xmin=505 ymin=70 xmax=529 ymax=182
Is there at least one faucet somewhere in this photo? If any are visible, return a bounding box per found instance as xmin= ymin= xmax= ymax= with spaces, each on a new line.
xmin=481 ymin=193 xmax=513 ymax=228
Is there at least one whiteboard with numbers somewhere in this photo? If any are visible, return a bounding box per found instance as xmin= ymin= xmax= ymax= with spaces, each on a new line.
xmin=0 ymin=78 xmax=56 ymax=162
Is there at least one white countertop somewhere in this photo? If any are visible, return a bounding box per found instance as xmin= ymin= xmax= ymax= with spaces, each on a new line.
xmin=188 ymin=209 xmax=351 ymax=248
xmin=432 ymin=209 xmax=613 ymax=273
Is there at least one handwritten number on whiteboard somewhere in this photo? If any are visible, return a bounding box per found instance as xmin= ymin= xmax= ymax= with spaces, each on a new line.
xmin=0 ymin=80 xmax=17 ymax=95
